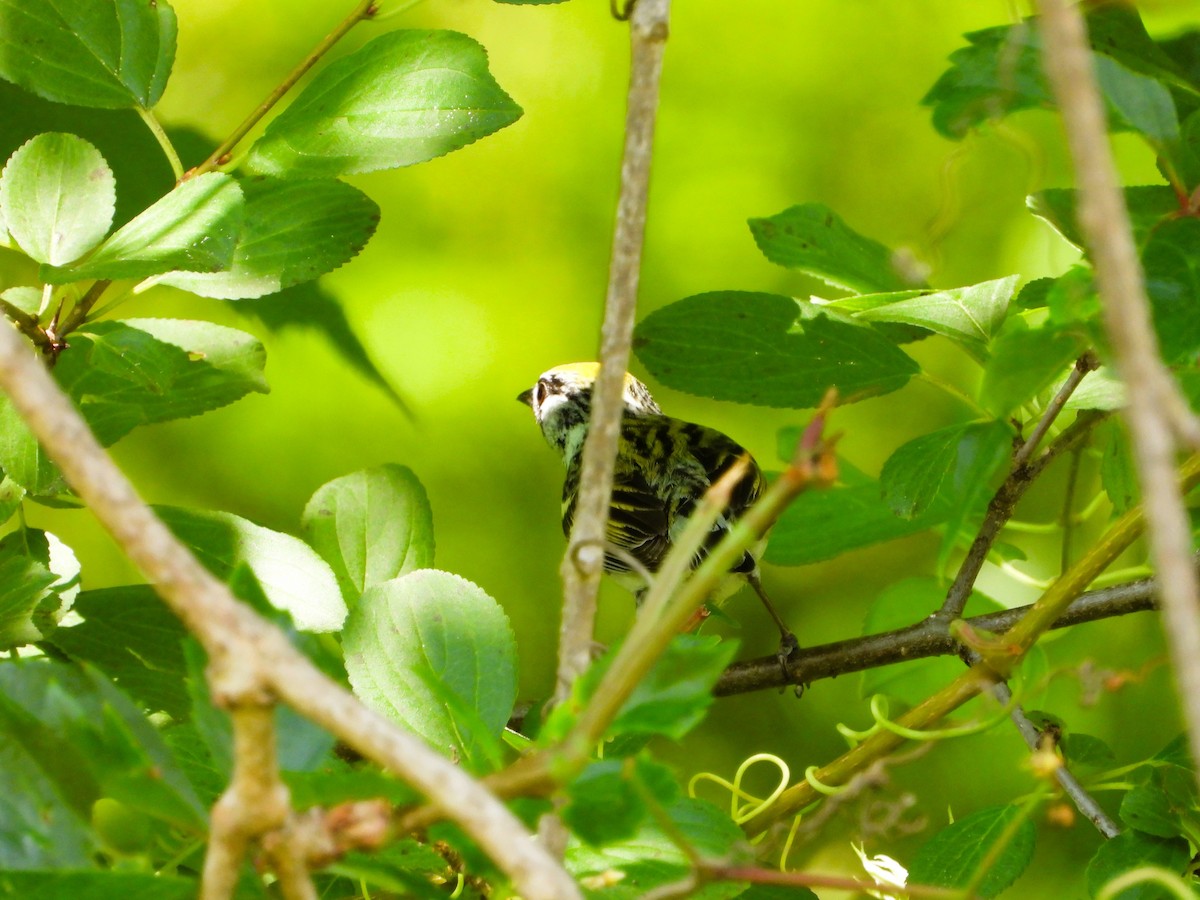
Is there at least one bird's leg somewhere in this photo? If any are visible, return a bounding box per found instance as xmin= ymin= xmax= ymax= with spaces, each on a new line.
xmin=747 ymin=572 xmax=799 ymax=676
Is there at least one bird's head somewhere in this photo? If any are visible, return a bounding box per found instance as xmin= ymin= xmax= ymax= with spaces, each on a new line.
xmin=518 ymin=362 xmax=661 ymax=454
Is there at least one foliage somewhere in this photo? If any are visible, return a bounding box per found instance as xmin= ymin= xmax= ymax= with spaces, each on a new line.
xmin=0 ymin=1 xmax=1198 ymax=898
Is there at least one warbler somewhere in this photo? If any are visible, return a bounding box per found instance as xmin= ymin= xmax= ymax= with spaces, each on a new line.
xmin=518 ymin=362 xmax=794 ymax=655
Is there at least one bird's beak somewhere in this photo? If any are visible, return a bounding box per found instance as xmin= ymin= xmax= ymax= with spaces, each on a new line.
xmin=517 ymin=388 xmax=534 ymax=407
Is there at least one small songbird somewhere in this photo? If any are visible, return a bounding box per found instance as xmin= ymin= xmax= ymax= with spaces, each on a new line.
xmin=518 ymin=362 xmax=794 ymax=654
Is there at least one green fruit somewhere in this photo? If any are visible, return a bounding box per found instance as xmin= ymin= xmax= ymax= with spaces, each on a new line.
xmin=91 ymin=798 xmax=153 ymax=855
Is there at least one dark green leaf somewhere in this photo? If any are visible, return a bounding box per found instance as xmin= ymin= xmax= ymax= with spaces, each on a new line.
xmin=860 ymin=577 xmax=999 ymax=703
xmin=566 ymin=797 xmax=748 ymax=900
xmin=908 ymin=805 xmax=1036 ymax=899
xmin=157 ymin=506 xmax=346 ymax=632
xmin=160 ymin=177 xmax=379 ymax=299
xmin=0 ymin=660 xmax=206 ymax=834
xmin=50 ymin=586 xmax=189 ymax=720
xmin=1094 ymin=54 xmax=1180 ymax=149
xmin=302 ymin=465 xmax=434 ymax=604
xmin=247 ymin=30 xmax=522 ymax=178
xmin=0 ymin=871 xmax=197 ymax=899
xmin=1120 ymin=767 xmax=1199 ymax=839
xmin=1101 ymin=421 xmax=1140 ymax=515
xmin=1153 ymin=733 xmax=1193 ymax=769
xmin=1029 ymin=187 xmax=1178 ymax=251
xmin=0 ymin=0 xmax=176 ymax=109
xmin=1061 ymin=733 xmax=1117 ymax=769
xmin=634 ymin=292 xmax=919 ymax=409
xmin=231 ymin=281 xmax=408 ymax=411
xmin=325 ymin=840 xmax=449 ymax=898
xmin=285 ymin=766 xmax=419 ymax=810
xmin=0 ymin=555 xmax=58 ymax=650
xmin=748 ymin=204 xmax=912 ymax=292
xmin=343 ymin=569 xmax=517 ymax=771
xmin=734 ymin=887 xmax=819 ymax=900
xmin=1142 ymin=217 xmax=1200 ymax=362
xmin=980 ymin=322 xmax=1087 ymax=416
xmin=850 ymin=276 xmax=1016 ymax=347
xmin=54 ymin=319 xmax=268 ymax=445
xmin=0 ymin=133 xmax=115 ymax=265
xmin=45 ymin=172 xmax=242 ymax=282
xmin=880 ymin=422 xmax=1012 ymax=520
xmin=0 ymin=394 xmax=65 ymax=495
xmin=1086 ymin=831 xmax=1190 ymax=900
xmin=562 ymin=760 xmax=647 ymax=846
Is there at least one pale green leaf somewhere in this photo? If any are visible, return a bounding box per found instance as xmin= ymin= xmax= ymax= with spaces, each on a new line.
xmin=851 ymin=276 xmax=1017 ymax=347
xmin=909 ymin=805 xmax=1036 ymax=899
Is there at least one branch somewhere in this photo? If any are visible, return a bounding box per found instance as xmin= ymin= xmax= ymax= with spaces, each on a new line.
xmin=1035 ymin=0 xmax=1200 ymax=776
xmin=717 ymin=573 xmax=1164 ymax=695
xmin=555 ymin=0 xmax=671 ymax=704
xmin=0 ymin=320 xmax=581 ymax=900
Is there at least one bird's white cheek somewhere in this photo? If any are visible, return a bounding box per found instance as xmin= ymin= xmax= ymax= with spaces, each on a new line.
xmin=535 ymin=392 xmax=569 ymax=424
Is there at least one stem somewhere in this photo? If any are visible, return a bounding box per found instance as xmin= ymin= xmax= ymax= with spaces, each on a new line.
xmin=189 ymin=0 xmax=379 ymax=179
xmin=57 ymin=280 xmax=110 ymax=338
xmin=918 ymin=371 xmax=991 ymax=418
xmin=137 ymin=107 xmax=185 ymax=182
xmin=1060 ymin=442 xmax=1084 ymax=573
xmin=554 ymin=0 xmax=671 ymax=703
xmin=1013 ymin=351 xmax=1098 ymax=468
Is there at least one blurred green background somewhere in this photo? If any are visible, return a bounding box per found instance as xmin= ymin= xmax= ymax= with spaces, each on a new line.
xmin=6 ymin=0 xmax=1200 ymax=886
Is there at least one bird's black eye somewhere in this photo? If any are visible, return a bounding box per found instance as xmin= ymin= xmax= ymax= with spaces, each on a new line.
xmin=535 ymin=381 xmax=548 ymax=406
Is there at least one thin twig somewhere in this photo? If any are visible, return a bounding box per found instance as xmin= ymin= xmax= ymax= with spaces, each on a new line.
xmin=57 ymin=279 xmax=110 ymax=339
xmin=1035 ymin=0 xmax=1200 ymax=778
xmin=717 ymin=570 xmax=1167 ymax=695
xmin=938 ymin=409 xmax=1105 ymax=620
xmin=554 ymin=0 xmax=671 ymax=703
xmin=0 ymin=321 xmax=582 ymax=900
xmin=0 ymin=300 xmax=51 ymax=351
xmin=188 ymin=0 xmax=378 ymax=179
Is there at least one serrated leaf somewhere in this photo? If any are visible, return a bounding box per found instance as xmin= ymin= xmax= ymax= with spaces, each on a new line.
xmin=49 ymin=586 xmax=190 ymax=720
xmin=302 ymin=465 xmax=434 ymax=604
xmin=860 ymin=577 xmax=1000 ymax=702
xmin=562 ymin=760 xmax=647 ymax=846
xmin=231 ymin=281 xmax=407 ymax=411
xmin=0 ymin=556 xmax=58 ymax=649
xmin=1152 ymin=734 xmax=1193 ymax=769
xmin=1066 ymin=366 xmax=1127 ymax=411
xmin=0 ymin=133 xmax=115 ymax=265
xmin=0 ymin=660 xmax=206 ymax=835
xmin=1061 ymin=733 xmax=1117 ymax=768
xmin=1028 ymin=187 xmax=1178 ymax=251
xmin=0 ymin=0 xmax=177 ymax=109
xmin=0 ymin=872 xmax=196 ymax=899
xmin=1141 ymin=217 xmax=1200 ymax=363
xmin=1086 ymin=831 xmax=1190 ymax=900
xmin=1101 ymin=421 xmax=1140 ymax=515
xmin=634 ymin=292 xmax=919 ymax=409
xmin=851 ymin=276 xmax=1016 ymax=347
xmin=160 ymin=177 xmax=379 ymax=299
xmin=44 ymin=172 xmax=242 ymax=283
xmin=1094 ymin=54 xmax=1180 ymax=149
xmin=343 ymin=569 xmax=517 ymax=771
xmin=1120 ymin=767 xmax=1199 ymax=838
xmin=880 ymin=423 xmax=1011 ymax=520
xmin=54 ymin=318 xmax=268 ymax=445
xmin=908 ymin=805 xmax=1036 ymax=899
xmin=748 ymin=204 xmax=912 ymax=293
xmin=156 ymin=506 xmax=346 ymax=632
xmin=247 ymin=30 xmax=522 ymax=178
xmin=980 ymin=323 xmax=1088 ymax=416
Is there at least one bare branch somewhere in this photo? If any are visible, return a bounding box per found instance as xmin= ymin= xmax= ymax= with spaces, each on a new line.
xmin=1035 ymin=0 xmax=1200 ymax=776
xmin=718 ymin=572 xmax=1163 ymax=695
xmin=0 ymin=322 xmax=582 ymax=900
xmin=1013 ymin=351 xmax=1099 ymax=468
xmin=555 ymin=0 xmax=671 ymax=703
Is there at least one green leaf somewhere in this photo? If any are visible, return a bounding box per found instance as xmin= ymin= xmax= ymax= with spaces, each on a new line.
xmin=1119 ymin=767 xmax=1199 ymax=839
xmin=1094 ymin=54 xmax=1180 ymax=149
xmin=1152 ymin=733 xmax=1193 ymax=769
xmin=0 ymin=555 xmax=58 ymax=649
xmin=0 ymin=0 xmax=176 ymax=109
xmin=1028 ymin=187 xmax=1178 ymax=251
xmin=247 ymin=30 xmax=522 ymax=178
xmin=880 ymin=422 xmax=1012 ymax=520
xmin=908 ymin=805 xmax=1036 ymax=899
xmin=0 ymin=529 xmax=79 ymax=649
xmin=562 ymin=758 xmax=662 ymax=846
xmin=633 ymin=292 xmax=919 ymax=409
xmin=0 ymin=474 xmax=24 ymax=527
xmin=980 ymin=322 xmax=1088 ymax=416
xmin=748 ymin=203 xmax=912 ymax=293
xmin=848 ymin=276 xmax=1016 ymax=347
xmin=50 ymin=586 xmax=190 ymax=720
xmin=156 ymin=506 xmax=346 ymax=633
xmin=0 ymin=871 xmax=197 ymax=899
xmin=1141 ymin=217 xmax=1200 ymax=363
xmin=1086 ymin=831 xmax=1190 ymax=900
xmin=45 ymin=172 xmax=242 ymax=283
xmin=860 ymin=578 xmax=1000 ymax=703
xmin=160 ymin=177 xmax=379 ymax=299
xmin=1061 ymin=733 xmax=1117 ymax=769
xmin=302 ymin=465 xmax=435 ymax=604
xmin=0 ymin=133 xmax=115 ymax=265
xmin=1101 ymin=421 xmax=1140 ymax=515
xmin=54 ymin=318 xmax=268 ymax=445
xmin=566 ymin=797 xmax=747 ymax=900
xmin=231 ymin=281 xmax=408 ymax=412
xmin=734 ymin=887 xmax=819 ymax=900
xmin=0 ymin=394 xmax=65 ymax=495
xmin=343 ymin=569 xmax=517 ymax=772
xmin=1066 ymin=366 xmax=1127 ymax=411
xmin=0 ymin=660 xmax=206 ymax=834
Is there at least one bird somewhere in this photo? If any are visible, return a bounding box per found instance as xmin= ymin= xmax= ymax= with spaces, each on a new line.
xmin=518 ymin=362 xmax=796 ymax=659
